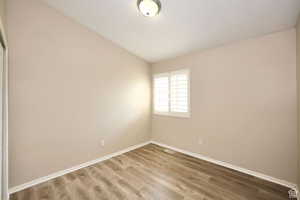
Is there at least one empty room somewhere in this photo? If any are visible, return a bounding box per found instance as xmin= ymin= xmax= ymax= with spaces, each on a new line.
xmin=0 ymin=0 xmax=300 ymax=199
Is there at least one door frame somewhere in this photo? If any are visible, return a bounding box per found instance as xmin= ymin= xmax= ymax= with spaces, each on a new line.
xmin=0 ymin=14 xmax=9 ymax=200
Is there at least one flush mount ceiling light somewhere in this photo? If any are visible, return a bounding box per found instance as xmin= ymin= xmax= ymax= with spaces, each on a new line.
xmin=137 ymin=0 xmax=161 ymax=17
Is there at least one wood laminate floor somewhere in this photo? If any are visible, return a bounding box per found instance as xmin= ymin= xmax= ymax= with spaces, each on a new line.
xmin=10 ymin=144 xmax=294 ymax=200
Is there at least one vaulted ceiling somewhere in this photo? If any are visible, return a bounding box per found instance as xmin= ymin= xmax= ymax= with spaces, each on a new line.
xmin=43 ymin=0 xmax=300 ymax=62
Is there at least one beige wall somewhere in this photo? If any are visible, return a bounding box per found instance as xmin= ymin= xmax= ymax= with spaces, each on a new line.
xmin=152 ymin=29 xmax=298 ymax=183
xmin=0 ymin=0 xmax=4 ymax=25
xmin=0 ymin=0 xmax=5 ymax=43
xmin=7 ymin=0 xmax=151 ymax=187
xmin=297 ymin=16 xmax=300 ymax=187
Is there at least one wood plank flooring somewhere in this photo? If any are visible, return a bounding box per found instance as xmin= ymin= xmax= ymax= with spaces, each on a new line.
xmin=10 ymin=144 xmax=294 ymax=200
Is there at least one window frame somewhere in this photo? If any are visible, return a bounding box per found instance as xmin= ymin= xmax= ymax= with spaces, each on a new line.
xmin=153 ymin=69 xmax=191 ymax=118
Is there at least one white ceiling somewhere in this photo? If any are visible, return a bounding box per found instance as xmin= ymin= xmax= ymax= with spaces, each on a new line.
xmin=43 ymin=0 xmax=300 ymax=63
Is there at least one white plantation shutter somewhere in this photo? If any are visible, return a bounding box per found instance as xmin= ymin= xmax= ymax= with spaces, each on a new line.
xmin=170 ymin=70 xmax=189 ymax=114
xmin=153 ymin=74 xmax=169 ymax=113
xmin=153 ymin=69 xmax=190 ymax=117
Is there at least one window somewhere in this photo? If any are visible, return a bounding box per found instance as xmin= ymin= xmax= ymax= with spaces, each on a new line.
xmin=153 ymin=69 xmax=190 ymax=118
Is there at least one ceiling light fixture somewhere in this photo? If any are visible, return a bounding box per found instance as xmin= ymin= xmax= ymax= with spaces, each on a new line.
xmin=137 ymin=0 xmax=161 ymax=17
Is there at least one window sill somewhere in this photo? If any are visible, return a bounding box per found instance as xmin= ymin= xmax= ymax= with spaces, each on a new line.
xmin=153 ymin=112 xmax=191 ymax=118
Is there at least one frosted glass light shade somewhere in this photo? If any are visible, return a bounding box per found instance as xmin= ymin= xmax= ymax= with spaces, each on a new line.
xmin=137 ymin=0 xmax=161 ymax=17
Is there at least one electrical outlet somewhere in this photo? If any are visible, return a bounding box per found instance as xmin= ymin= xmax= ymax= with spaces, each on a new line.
xmin=101 ymin=140 xmax=105 ymax=147
xmin=198 ymin=138 xmax=203 ymax=145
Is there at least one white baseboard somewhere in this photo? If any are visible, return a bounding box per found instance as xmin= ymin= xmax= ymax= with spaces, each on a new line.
xmin=9 ymin=140 xmax=298 ymax=199
xmin=150 ymin=141 xmax=299 ymax=193
xmin=9 ymin=141 xmax=151 ymax=195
